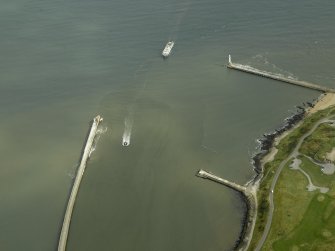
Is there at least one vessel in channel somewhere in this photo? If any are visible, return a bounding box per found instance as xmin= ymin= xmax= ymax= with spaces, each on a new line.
xmin=162 ymin=41 xmax=174 ymax=57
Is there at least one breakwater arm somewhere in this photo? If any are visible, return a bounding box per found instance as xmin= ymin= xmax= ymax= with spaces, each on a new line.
xmin=196 ymin=169 xmax=257 ymax=251
xmin=196 ymin=169 xmax=246 ymax=193
xmin=227 ymin=55 xmax=335 ymax=93
xmin=58 ymin=115 xmax=103 ymax=251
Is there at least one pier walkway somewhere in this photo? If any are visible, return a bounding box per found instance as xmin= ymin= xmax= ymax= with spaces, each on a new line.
xmin=227 ymin=55 xmax=335 ymax=93
xmin=58 ymin=115 xmax=103 ymax=251
xmin=196 ymin=169 xmax=246 ymax=193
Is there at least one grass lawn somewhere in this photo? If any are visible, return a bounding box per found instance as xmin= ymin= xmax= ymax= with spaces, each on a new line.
xmin=261 ymin=163 xmax=315 ymax=250
xmin=300 ymin=123 xmax=335 ymax=162
xmin=248 ymin=106 xmax=335 ymax=251
xmin=273 ymin=193 xmax=335 ymax=251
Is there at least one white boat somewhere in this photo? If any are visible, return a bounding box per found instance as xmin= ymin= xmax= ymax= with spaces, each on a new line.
xmin=122 ymin=132 xmax=130 ymax=146
xmin=122 ymin=140 xmax=129 ymax=146
xmin=162 ymin=41 xmax=174 ymax=57
xmin=122 ymin=117 xmax=132 ymax=147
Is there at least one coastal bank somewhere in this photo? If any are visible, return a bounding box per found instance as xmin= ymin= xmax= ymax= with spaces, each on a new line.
xmin=246 ymin=93 xmax=335 ymax=250
xmin=194 ymin=94 xmax=335 ymax=251
xmin=224 ymin=56 xmax=335 ymax=249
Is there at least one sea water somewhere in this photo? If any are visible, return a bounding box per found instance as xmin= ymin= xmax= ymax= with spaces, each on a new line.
xmin=0 ymin=0 xmax=334 ymax=250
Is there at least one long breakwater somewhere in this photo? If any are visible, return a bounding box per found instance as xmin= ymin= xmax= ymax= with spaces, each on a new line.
xmin=58 ymin=115 xmax=103 ymax=251
xmin=227 ymin=55 xmax=335 ymax=93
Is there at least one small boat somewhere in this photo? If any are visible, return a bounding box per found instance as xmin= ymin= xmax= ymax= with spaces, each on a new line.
xmin=122 ymin=138 xmax=130 ymax=146
xmin=162 ymin=41 xmax=174 ymax=57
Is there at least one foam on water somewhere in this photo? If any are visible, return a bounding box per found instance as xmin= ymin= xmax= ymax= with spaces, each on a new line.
xmin=89 ymin=126 xmax=107 ymax=157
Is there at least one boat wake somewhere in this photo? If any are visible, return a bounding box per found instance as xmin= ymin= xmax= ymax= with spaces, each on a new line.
xmin=234 ymin=63 xmax=298 ymax=81
xmin=122 ymin=116 xmax=133 ymax=146
xmin=169 ymin=0 xmax=193 ymax=40
xmin=251 ymin=54 xmax=298 ymax=79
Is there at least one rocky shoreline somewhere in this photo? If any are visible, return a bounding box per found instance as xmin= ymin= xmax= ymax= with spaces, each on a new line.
xmin=232 ymin=192 xmax=256 ymax=251
xmin=232 ymin=96 xmax=321 ymax=251
xmin=252 ymin=103 xmax=312 ymax=179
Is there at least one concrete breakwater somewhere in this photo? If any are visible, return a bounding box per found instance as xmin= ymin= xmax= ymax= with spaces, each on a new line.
xmin=196 ymin=170 xmax=257 ymax=251
xmin=58 ymin=115 xmax=103 ymax=251
xmin=196 ymin=169 xmax=246 ymax=193
xmin=227 ymin=55 xmax=335 ymax=93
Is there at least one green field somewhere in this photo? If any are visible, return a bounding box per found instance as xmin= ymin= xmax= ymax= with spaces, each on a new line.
xmin=261 ymin=162 xmax=314 ymax=250
xmin=273 ymin=193 xmax=335 ymax=251
xmin=262 ymin=159 xmax=335 ymax=251
xmin=248 ymin=106 xmax=335 ymax=251
xmin=300 ymin=123 xmax=335 ymax=163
